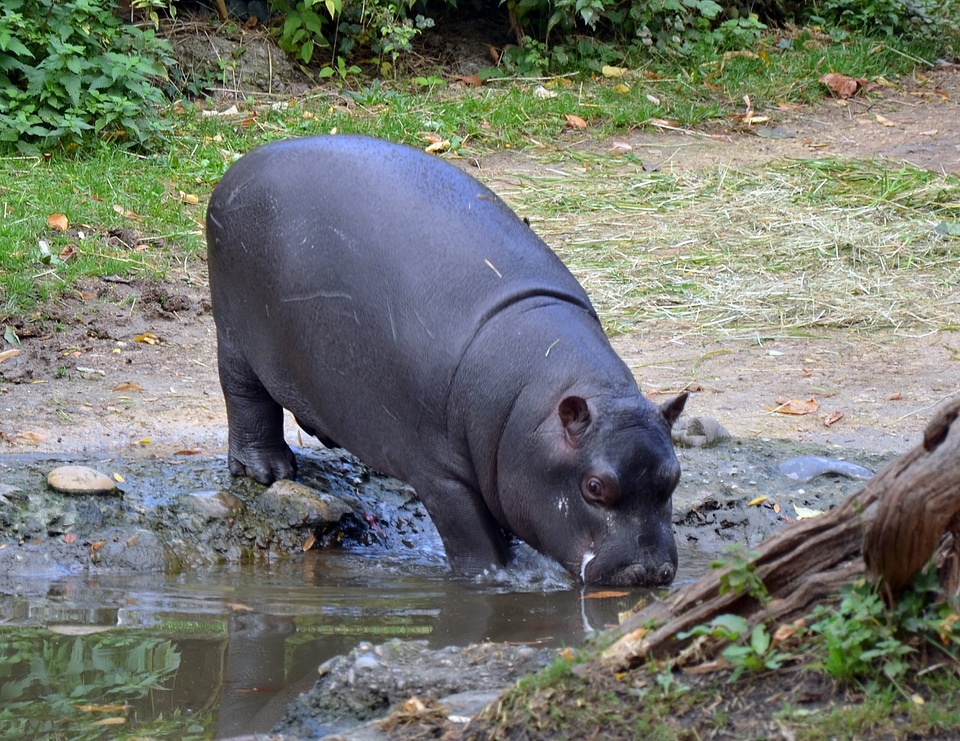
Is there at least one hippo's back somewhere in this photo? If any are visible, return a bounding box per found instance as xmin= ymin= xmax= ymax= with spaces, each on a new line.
xmin=206 ymin=135 xmax=598 ymax=473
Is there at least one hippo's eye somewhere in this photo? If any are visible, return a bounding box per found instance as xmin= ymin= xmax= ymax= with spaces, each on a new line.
xmin=581 ymin=474 xmax=619 ymax=507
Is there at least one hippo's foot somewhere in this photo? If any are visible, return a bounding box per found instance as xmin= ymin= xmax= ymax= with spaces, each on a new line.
xmin=228 ymin=443 xmax=297 ymax=485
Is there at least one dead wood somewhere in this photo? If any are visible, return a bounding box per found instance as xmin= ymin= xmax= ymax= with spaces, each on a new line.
xmin=603 ymin=394 xmax=960 ymax=672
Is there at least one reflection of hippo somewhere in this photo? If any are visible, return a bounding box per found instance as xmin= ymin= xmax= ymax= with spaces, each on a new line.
xmin=206 ymin=135 xmax=687 ymax=586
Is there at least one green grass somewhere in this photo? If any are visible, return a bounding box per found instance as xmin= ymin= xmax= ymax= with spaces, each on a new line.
xmin=0 ymin=31 xmax=956 ymax=330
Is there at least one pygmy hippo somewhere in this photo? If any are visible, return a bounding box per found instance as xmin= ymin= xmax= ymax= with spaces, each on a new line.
xmin=206 ymin=135 xmax=687 ymax=586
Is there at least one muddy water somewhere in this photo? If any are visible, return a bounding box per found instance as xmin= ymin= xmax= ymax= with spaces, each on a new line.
xmin=0 ymin=438 xmax=891 ymax=739
xmin=0 ymin=554 xmax=670 ymax=739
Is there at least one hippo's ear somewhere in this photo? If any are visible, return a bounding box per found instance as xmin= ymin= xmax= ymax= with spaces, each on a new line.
xmin=659 ymin=392 xmax=688 ymax=428
xmin=559 ymin=396 xmax=591 ymax=446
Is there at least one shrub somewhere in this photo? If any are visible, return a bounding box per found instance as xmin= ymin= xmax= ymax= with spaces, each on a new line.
xmin=0 ymin=0 xmax=175 ymax=151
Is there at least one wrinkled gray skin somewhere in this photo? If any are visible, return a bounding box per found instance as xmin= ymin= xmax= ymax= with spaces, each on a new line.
xmin=206 ymin=135 xmax=687 ymax=587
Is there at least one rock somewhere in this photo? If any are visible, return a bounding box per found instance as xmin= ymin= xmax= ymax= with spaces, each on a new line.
xmin=258 ymin=480 xmax=356 ymax=528
xmin=46 ymin=466 xmax=117 ymax=495
xmin=779 ymin=455 xmax=874 ymax=482
xmin=672 ymin=416 xmax=732 ymax=448
xmin=182 ymin=489 xmax=244 ymax=519
xmin=275 ymin=639 xmax=556 ymax=739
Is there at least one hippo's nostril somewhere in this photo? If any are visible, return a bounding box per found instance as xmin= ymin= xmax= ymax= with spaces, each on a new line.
xmin=655 ymin=561 xmax=676 ymax=586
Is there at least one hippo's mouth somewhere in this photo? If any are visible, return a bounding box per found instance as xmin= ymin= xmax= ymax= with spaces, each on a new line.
xmin=579 ymin=547 xmax=677 ymax=587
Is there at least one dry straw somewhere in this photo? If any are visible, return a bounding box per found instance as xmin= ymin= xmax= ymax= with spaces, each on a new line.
xmin=485 ymin=154 xmax=960 ymax=336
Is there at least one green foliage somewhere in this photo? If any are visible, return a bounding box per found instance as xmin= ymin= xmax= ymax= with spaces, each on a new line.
xmin=721 ymin=623 xmax=791 ymax=681
xmin=711 ymin=544 xmax=768 ymax=603
xmin=269 ymin=0 xmax=438 ymax=76
xmin=810 ymin=571 xmax=960 ymax=687
xmin=804 ymin=0 xmax=960 ymax=48
xmin=677 ymin=614 xmax=790 ymax=682
xmin=0 ymin=0 xmax=175 ymax=151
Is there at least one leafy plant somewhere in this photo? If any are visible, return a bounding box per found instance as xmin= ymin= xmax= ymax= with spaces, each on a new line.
xmin=804 ymin=0 xmax=960 ymax=48
xmin=677 ymin=614 xmax=790 ymax=681
xmin=711 ymin=544 xmax=768 ymax=603
xmin=810 ymin=580 xmax=915 ymax=682
xmin=0 ymin=0 xmax=175 ymax=150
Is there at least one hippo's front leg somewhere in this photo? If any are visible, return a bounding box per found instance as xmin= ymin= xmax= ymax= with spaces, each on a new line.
xmin=414 ymin=477 xmax=511 ymax=576
xmin=217 ymin=338 xmax=296 ymax=484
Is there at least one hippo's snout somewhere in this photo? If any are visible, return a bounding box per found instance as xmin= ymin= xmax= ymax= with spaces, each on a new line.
xmin=585 ymin=557 xmax=676 ymax=587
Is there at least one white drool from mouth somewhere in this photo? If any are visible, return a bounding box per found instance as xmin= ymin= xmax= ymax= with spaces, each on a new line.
xmin=580 ymin=551 xmax=596 ymax=583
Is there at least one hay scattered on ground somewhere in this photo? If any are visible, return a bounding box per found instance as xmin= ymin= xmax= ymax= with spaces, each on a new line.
xmin=488 ymin=155 xmax=960 ymax=336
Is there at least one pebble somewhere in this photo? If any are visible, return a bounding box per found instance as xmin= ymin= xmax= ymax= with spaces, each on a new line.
xmin=46 ymin=465 xmax=117 ymax=495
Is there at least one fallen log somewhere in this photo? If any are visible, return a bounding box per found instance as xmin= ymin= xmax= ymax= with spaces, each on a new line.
xmin=603 ymin=394 xmax=960 ymax=671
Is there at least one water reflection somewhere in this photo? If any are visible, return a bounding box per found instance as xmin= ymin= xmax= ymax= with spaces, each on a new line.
xmin=0 ymin=551 xmax=665 ymax=739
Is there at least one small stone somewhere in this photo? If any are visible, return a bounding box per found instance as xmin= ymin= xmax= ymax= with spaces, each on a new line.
xmin=259 ymin=479 xmax=356 ymax=527
xmin=183 ymin=489 xmax=243 ymax=519
xmin=46 ymin=466 xmax=117 ymax=495
xmin=672 ymin=416 xmax=732 ymax=448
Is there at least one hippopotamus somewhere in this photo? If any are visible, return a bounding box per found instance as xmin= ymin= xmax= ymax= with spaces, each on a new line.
xmin=206 ymin=135 xmax=687 ymax=586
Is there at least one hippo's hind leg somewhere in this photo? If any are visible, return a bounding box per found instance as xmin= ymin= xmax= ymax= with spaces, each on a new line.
xmin=217 ymin=336 xmax=295 ymax=484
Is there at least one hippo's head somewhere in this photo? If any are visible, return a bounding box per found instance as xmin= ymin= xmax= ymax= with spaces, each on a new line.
xmin=496 ymin=391 xmax=687 ymax=587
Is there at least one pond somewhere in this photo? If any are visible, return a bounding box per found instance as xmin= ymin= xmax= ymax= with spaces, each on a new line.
xmin=0 ymin=435 xmax=885 ymax=740
xmin=0 ymin=543 xmax=714 ymax=740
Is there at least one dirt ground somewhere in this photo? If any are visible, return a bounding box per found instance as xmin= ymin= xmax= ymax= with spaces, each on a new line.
xmin=1 ymin=66 xmax=959 ymax=459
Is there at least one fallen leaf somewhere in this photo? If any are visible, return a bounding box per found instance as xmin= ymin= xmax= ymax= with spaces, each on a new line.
xmin=134 ymin=332 xmax=159 ymax=345
xmin=425 ymin=139 xmax=451 ymax=154
xmin=302 ymin=533 xmax=316 ymax=551
xmin=532 ymin=85 xmax=557 ymax=99
xmin=136 ymin=437 xmax=151 ymax=446
xmin=174 ymin=449 xmax=203 ymax=455
xmin=0 ymin=348 xmax=20 ymax=363
xmin=180 ymin=192 xmax=200 ymax=204
xmin=16 ymin=431 xmax=50 ymax=443
xmin=776 ymin=102 xmax=806 ymax=111
xmin=90 ymin=540 xmax=106 ymax=551
xmin=819 ymin=72 xmax=867 ymax=99
xmin=773 ymin=503 xmax=781 ymax=513
xmin=649 ymin=118 xmax=680 ymax=129
xmin=452 ymin=74 xmax=483 ymax=87
xmin=59 ymin=244 xmax=76 ymax=261
xmin=124 ymin=534 xmax=139 ymax=547
xmin=583 ymin=590 xmax=629 ymax=599
xmin=920 ymin=129 xmax=938 ymax=136
xmin=646 ymin=93 xmax=660 ymax=105
xmin=794 ymin=506 xmax=823 ymax=520
xmin=748 ymin=495 xmax=768 ymax=506
xmin=113 ymin=472 xmax=125 ymax=483
xmin=228 ymin=602 xmax=254 ymax=612
xmin=47 ymin=213 xmax=69 ymax=231
xmin=610 ymin=142 xmax=632 ymax=155
xmin=602 ymin=65 xmax=626 ymax=78
xmin=875 ymin=114 xmax=896 ymax=127
xmin=769 ymin=397 xmax=819 ymax=415
xmin=112 ymin=204 xmax=140 ymax=220
xmin=564 ymin=113 xmax=588 ymax=129
xmin=64 ymin=532 xmax=77 ymax=544
xmin=612 ymin=83 xmax=630 ymax=94
xmin=885 ymin=391 xmax=902 ymax=401
xmin=112 ymin=382 xmax=144 ymax=393
xmin=823 ymin=410 xmax=844 ymax=427
xmin=3 ymin=325 xmax=20 ymax=347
